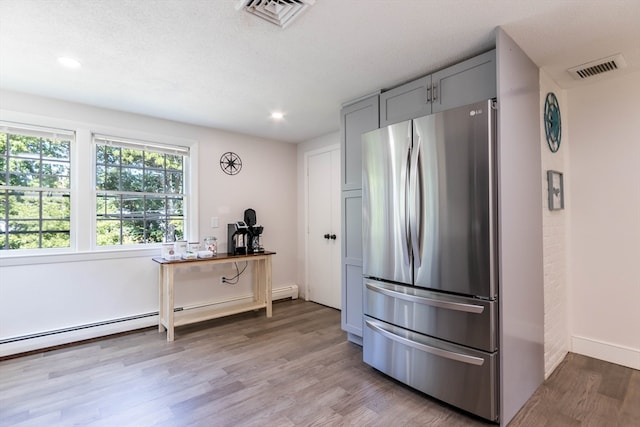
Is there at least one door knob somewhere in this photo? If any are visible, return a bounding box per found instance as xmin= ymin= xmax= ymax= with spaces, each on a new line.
xmin=330 ymin=234 xmax=337 ymax=240
xmin=324 ymin=234 xmax=330 ymax=239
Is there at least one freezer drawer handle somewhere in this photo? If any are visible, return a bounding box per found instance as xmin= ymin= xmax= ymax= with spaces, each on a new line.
xmin=365 ymin=319 xmax=485 ymax=366
xmin=366 ymin=282 xmax=485 ymax=314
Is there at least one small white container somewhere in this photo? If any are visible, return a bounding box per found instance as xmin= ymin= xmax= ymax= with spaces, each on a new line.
xmin=162 ymin=243 xmax=178 ymax=260
xmin=189 ymin=242 xmax=200 ymax=252
xmin=174 ymin=240 xmax=188 ymax=255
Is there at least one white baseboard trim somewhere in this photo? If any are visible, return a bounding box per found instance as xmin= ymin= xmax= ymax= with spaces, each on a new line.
xmin=571 ymin=335 xmax=640 ymax=370
xmin=1 ymin=284 xmax=299 ymax=358
xmin=0 ymin=315 xmax=158 ymax=358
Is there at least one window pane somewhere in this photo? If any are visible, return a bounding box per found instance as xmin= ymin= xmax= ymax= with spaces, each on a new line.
xmin=9 ymin=134 xmax=39 ymax=156
xmin=42 ymin=193 xmax=70 ymax=219
xmin=42 ymin=232 xmax=70 ymax=248
xmin=96 ymin=194 xmax=121 ymax=219
xmin=165 ymin=154 xmax=183 ymax=171
xmin=168 ymin=217 xmax=184 ymax=241
xmin=8 ymin=231 xmax=39 ymax=250
xmin=122 ymin=219 xmax=145 ymax=244
xmin=100 ymin=167 xmax=120 ymax=191
xmin=121 ymin=148 xmax=143 ymax=167
xmin=167 ymin=197 xmax=183 ymax=215
xmin=166 ymin=172 xmax=183 ymax=194
xmin=144 ymin=151 xmax=164 ymax=169
xmin=96 ymin=220 xmax=121 ymax=246
xmin=144 ymin=169 xmax=164 ymax=192
xmin=121 ymin=167 xmax=143 ymax=192
xmin=9 ymin=191 xmax=39 ymax=219
xmin=97 ymin=146 xmax=120 ymax=165
xmin=41 ymin=138 xmax=70 ymax=160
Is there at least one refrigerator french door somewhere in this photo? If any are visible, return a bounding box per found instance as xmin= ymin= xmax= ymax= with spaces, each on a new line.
xmin=361 ymin=99 xmax=499 ymax=422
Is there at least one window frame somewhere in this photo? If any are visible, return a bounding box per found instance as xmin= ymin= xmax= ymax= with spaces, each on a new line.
xmin=92 ymin=133 xmax=190 ymax=248
xmin=0 ymin=121 xmax=75 ymax=253
xmin=0 ymin=113 xmax=199 ymax=264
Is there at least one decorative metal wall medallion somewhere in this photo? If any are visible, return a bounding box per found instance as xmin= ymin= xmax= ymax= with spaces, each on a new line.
xmin=544 ymin=92 xmax=562 ymax=153
xmin=220 ymin=152 xmax=242 ymax=175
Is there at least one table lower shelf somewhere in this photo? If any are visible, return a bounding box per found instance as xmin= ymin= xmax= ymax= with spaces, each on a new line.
xmin=161 ymin=301 xmax=268 ymax=329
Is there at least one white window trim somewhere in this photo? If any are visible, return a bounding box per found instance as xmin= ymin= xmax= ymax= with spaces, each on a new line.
xmin=0 ymin=111 xmax=199 ymax=265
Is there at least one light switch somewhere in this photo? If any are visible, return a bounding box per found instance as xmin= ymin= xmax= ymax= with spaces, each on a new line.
xmin=210 ymin=217 xmax=219 ymax=228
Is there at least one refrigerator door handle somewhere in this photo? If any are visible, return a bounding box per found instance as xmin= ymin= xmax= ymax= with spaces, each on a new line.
xmin=409 ymin=134 xmax=422 ymax=268
xmin=365 ymin=282 xmax=485 ymax=314
xmin=365 ymin=319 xmax=485 ymax=366
xmin=403 ymin=137 xmax=412 ymax=267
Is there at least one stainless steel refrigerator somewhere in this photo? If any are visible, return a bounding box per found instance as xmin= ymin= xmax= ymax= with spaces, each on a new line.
xmin=362 ymin=99 xmax=499 ymax=422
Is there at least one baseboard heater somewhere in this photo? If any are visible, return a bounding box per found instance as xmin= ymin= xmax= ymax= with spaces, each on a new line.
xmin=0 ymin=312 xmax=157 ymax=345
xmin=0 ymin=284 xmax=299 ymax=348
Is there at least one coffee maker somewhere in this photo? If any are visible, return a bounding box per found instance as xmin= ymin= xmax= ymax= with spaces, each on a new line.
xmin=244 ymin=208 xmax=264 ymax=253
xmin=227 ymin=221 xmax=248 ymax=255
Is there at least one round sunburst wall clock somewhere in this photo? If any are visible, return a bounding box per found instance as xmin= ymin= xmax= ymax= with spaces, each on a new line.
xmin=219 ymin=152 xmax=242 ymax=175
xmin=544 ymin=92 xmax=562 ymax=153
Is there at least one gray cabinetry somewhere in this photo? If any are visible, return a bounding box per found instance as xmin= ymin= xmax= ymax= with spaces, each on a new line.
xmin=379 ymin=76 xmax=431 ymax=127
xmin=340 ymin=95 xmax=379 ymax=191
xmin=432 ymin=49 xmax=496 ymax=113
xmin=341 ymin=190 xmax=363 ymax=340
xmin=340 ymin=94 xmax=378 ymax=344
xmin=379 ymin=50 xmax=496 ymax=126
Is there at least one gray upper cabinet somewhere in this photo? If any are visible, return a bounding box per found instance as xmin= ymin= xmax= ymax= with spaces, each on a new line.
xmin=340 ymin=95 xmax=380 ymax=191
xmin=432 ymin=50 xmax=496 ymax=113
xmin=379 ymin=76 xmax=431 ymax=127
xmin=379 ymin=50 xmax=496 ymax=126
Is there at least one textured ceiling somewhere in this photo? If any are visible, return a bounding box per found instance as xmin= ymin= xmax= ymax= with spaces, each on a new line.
xmin=1 ymin=0 xmax=639 ymax=143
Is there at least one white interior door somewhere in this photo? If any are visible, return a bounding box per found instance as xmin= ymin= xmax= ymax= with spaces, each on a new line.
xmin=307 ymin=147 xmax=341 ymax=309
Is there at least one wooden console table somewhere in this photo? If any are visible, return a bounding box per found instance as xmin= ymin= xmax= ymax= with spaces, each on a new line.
xmin=152 ymin=251 xmax=275 ymax=341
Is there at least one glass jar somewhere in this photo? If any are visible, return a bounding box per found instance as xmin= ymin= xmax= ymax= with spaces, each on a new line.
xmin=203 ymin=236 xmax=217 ymax=255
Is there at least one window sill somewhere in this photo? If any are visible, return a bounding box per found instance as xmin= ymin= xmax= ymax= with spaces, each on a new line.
xmin=0 ymin=247 xmax=161 ymax=267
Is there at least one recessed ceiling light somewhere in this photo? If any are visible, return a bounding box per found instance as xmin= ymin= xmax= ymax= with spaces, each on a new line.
xmin=271 ymin=112 xmax=285 ymax=120
xmin=57 ymin=57 xmax=81 ymax=68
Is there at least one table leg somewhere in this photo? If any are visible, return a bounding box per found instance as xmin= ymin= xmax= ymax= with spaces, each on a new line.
xmin=159 ymin=265 xmax=166 ymax=332
xmin=167 ymin=264 xmax=175 ymax=341
xmin=265 ymin=256 xmax=272 ymax=318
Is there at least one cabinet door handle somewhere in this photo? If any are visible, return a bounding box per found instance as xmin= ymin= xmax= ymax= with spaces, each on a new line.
xmin=330 ymin=234 xmax=337 ymax=240
xmin=324 ymin=234 xmax=330 ymax=239
xmin=432 ymin=83 xmax=438 ymax=101
xmin=426 ymin=86 xmax=432 ymax=103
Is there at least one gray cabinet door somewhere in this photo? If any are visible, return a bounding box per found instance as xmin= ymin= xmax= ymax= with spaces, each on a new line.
xmin=341 ymin=190 xmax=363 ymax=339
xmin=379 ymin=75 xmax=431 ymax=127
xmin=340 ymin=95 xmax=379 ymax=191
xmin=432 ymin=49 xmax=496 ymax=113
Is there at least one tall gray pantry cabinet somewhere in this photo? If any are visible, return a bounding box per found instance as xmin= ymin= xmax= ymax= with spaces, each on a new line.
xmin=340 ymin=95 xmax=379 ymax=344
xmin=340 ymin=31 xmax=544 ymax=426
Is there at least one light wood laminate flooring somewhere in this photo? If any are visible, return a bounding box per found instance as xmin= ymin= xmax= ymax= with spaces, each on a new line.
xmin=1 ymin=299 xmax=638 ymax=426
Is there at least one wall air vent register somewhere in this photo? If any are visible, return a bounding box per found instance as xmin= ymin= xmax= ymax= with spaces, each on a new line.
xmin=237 ymin=0 xmax=315 ymax=28
xmin=567 ymin=53 xmax=627 ymax=80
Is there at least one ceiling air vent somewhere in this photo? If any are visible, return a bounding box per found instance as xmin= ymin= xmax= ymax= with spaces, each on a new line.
xmin=237 ymin=0 xmax=316 ymax=28
xmin=567 ymin=53 xmax=627 ymax=80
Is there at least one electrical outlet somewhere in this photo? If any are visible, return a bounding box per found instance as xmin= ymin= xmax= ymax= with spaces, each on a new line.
xmin=220 ymin=276 xmax=226 ymax=285
xmin=210 ymin=216 xmax=219 ymax=228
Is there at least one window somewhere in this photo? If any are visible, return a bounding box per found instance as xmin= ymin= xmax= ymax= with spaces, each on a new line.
xmin=0 ymin=123 xmax=73 ymax=250
xmin=94 ymin=134 xmax=189 ymax=246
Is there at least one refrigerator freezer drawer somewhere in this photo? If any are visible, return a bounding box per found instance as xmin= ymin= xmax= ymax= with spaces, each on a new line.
xmin=363 ymin=316 xmax=498 ymax=422
xmin=364 ymin=279 xmax=496 ymax=352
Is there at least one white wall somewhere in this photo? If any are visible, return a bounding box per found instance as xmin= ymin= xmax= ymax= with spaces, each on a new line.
xmin=566 ymin=71 xmax=640 ymax=369
xmin=0 ymin=90 xmax=298 ymax=355
xmin=539 ymin=71 xmax=570 ymax=377
xmin=295 ymin=131 xmax=340 ymax=298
